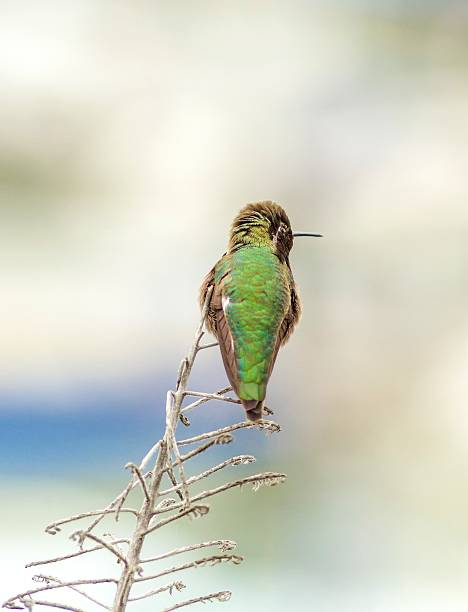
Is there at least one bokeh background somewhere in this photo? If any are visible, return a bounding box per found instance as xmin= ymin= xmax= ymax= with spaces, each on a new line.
xmin=2 ymin=1 xmax=468 ymax=610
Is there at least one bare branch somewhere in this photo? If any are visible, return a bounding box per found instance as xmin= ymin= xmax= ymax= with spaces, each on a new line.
xmin=161 ymin=591 xmax=232 ymax=612
xmin=17 ymin=600 xmax=86 ymax=612
xmin=71 ymin=531 xmax=128 ymax=567
xmin=145 ymin=505 xmax=210 ymax=536
xmin=5 ymin=283 xmax=286 ymax=612
xmin=189 ymin=471 xmax=287 ymax=501
xmin=167 ymin=434 xmax=234 ymax=469
xmin=3 ymin=577 xmax=117 ymax=607
xmin=196 ymin=341 xmax=219 ymax=351
xmin=135 ymin=555 xmax=243 ymax=584
xmin=28 ymin=576 xmax=110 ymax=611
xmin=183 ymin=390 xmax=240 ymax=405
xmin=146 ymin=434 xmax=233 ymax=479
xmin=177 ymin=420 xmax=281 ymax=446
xmin=80 ymin=438 xmax=162 ymax=534
xmin=181 ymin=386 xmax=233 ymax=415
xmin=140 ymin=540 xmax=237 ymax=565
xmin=151 ymin=472 xmax=286 ymax=520
xmin=112 ymin=439 xmax=162 ymax=524
xmin=125 ymin=463 xmax=150 ymax=503
xmin=166 ymin=392 xmax=191 ymax=508
xmin=25 ymin=539 xmax=129 ymax=568
xmin=59 ymin=587 xmax=109 ymax=611
xmin=166 ymin=465 xmax=186 ymax=503
xmin=159 ymin=456 xmax=256 ymax=496
xmin=176 ymin=358 xmax=189 ymax=389
xmin=128 ymin=581 xmax=185 ymax=602
xmin=112 ymin=292 xmax=214 ymax=610
xmin=112 ymin=438 xmax=170 ymax=609
xmin=45 ymin=509 xmax=137 ymax=536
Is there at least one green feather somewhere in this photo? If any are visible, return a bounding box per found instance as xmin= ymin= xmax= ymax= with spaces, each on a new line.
xmin=214 ymin=246 xmax=290 ymax=401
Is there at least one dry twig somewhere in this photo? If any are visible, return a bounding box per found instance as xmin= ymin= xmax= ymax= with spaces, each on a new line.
xmin=4 ymin=287 xmax=286 ymax=612
xmin=162 ymin=591 xmax=232 ymax=612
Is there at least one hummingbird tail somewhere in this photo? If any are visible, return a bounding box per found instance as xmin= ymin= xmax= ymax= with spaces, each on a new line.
xmin=242 ymin=399 xmax=263 ymax=421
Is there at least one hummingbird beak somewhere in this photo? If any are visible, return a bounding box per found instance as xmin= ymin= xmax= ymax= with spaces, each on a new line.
xmin=292 ymin=232 xmax=323 ymax=238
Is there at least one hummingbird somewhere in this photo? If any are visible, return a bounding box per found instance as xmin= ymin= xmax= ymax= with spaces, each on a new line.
xmin=200 ymin=201 xmax=321 ymax=421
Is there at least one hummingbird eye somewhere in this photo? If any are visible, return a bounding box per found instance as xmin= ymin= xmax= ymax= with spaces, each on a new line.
xmin=271 ymin=221 xmax=293 ymax=252
xmin=278 ymin=222 xmax=291 ymax=238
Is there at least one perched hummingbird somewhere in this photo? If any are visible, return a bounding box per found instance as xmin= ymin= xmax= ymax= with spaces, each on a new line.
xmin=200 ymin=201 xmax=321 ymax=421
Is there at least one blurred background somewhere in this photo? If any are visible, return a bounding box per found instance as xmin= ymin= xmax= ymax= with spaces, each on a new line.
xmin=2 ymin=0 xmax=468 ymax=610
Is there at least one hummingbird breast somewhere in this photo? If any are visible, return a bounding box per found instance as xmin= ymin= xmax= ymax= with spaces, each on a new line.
xmin=214 ymin=246 xmax=291 ymax=403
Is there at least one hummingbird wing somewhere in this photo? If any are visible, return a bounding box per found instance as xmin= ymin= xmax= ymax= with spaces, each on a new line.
xmin=199 ymin=259 xmax=239 ymax=393
xmin=199 ymin=263 xmax=220 ymax=337
xmin=267 ymin=269 xmax=301 ymax=377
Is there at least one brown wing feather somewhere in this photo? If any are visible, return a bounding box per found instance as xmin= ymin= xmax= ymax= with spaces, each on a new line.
xmin=268 ymin=275 xmax=302 ymax=377
xmin=213 ymin=284 xmax=241 ymax=394
xmin=199 ymin=259 xmax=241 ymax=395
xmin=199 ymin=264 xmax=217 ymax=336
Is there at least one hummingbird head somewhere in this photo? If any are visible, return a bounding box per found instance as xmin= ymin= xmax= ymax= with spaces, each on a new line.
xmin=229 ymin=201 xmax=321 ymax=263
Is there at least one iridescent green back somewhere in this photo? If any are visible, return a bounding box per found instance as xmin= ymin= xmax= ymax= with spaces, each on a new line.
xmin=214 ymin=246 xmax=290 ymax=402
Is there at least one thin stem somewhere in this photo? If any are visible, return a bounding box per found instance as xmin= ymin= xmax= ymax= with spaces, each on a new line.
xmin=45 ymin=509 xmax=137 ymax=536
xmin=181 ymin=386 xmax=233 ymax=415
xmin=197 ymin=341 xmax=219 ymax=351
xmin=18 ymin=601 xmax=86 ymax=612
xmin=80 ymin=439 xmax=162 ymax=535
xmin=25 ymin=540 xmax=129 ymax=568
xmin=166 ymin=465 xmax=185 ymax=502
xmin=144 ymin=505 xmax=210 ymax=536
xmin=30 ymin=576 xmax=110 ymax=611
xmin=111 ymin=287 xmax=214 ymax=611
xmin=134 ymin=555 xmax=243 ymax=584
xmin=177 ymin=420 xmax=280 ymax=446
xmin=140 ymin=540 xmax=237 ymax=565
xmin=3 ymin=578 xmax=118 ymax=606
xmin=159 ymin=456 xmax=256 ymax=496
xmin=128 ymin=581 xmax=185 ymax=602
xmin=183 ymin=390 xmax=240 ymax=405
xmin=125 ymin=463 xmax=150 ymax=503
xmin=161 ymin=591 xmax=231 ymax=612
xmin=149 ymin=472 xmax=286 ymax=521
xmin=167 ymin=436 xmax=232 ymax=468
xmin=72 ymin=532 xmax=128 ymax=567
xmin=5 ymin=281 xmax=287 ymax=612
xmin=167 ymin=392 xmax=191 ymax=508
xmin=111 ymin=439 xmax=169 ymax=610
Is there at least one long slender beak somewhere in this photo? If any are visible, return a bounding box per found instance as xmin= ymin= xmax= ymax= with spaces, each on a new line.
xmin=292 ymin=232 xmax=323 ymax=238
